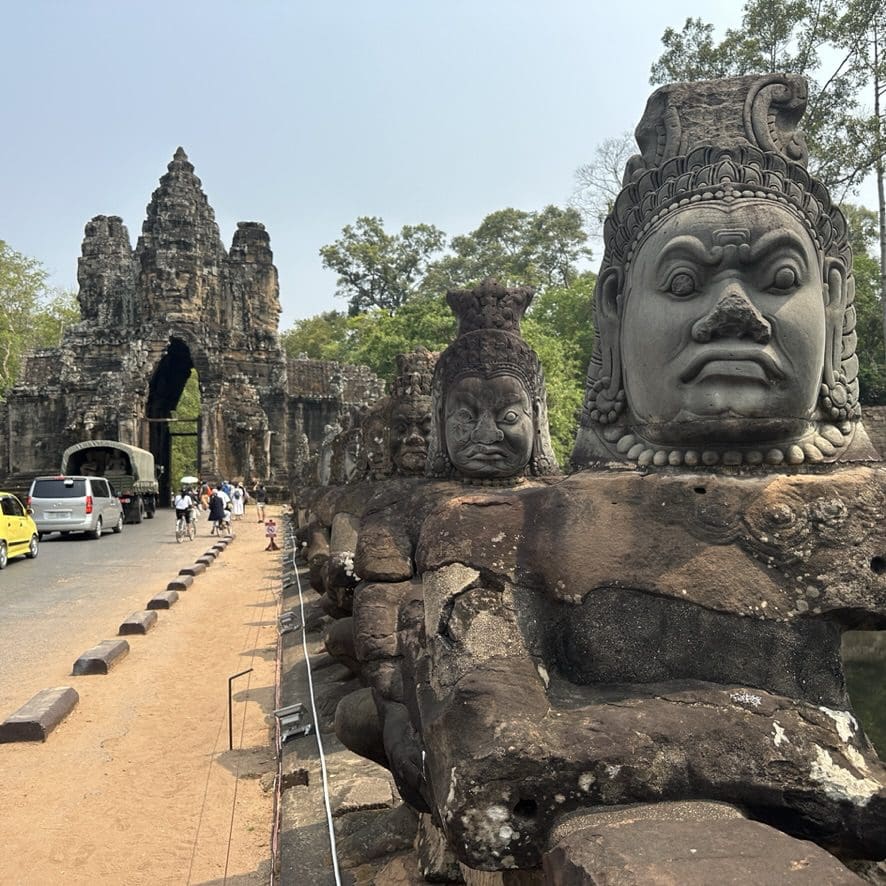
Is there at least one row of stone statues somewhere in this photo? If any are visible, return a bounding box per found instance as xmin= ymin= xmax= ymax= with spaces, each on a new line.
xmin=294 ymin=74 xmax=886 ymax=883
xmin=313 ymin=280 xmax=559 ymax=490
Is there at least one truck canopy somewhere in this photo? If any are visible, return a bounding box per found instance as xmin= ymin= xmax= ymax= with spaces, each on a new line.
xmin=61 ymin=440 xmax=157 ymax=490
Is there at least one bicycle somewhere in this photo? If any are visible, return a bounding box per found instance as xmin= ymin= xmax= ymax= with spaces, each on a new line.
xmin=175 ymin=509 xmax=196 ymax=543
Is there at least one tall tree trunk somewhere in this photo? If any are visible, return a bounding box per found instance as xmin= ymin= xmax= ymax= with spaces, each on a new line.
xmin=874 ymin=22 xmax=886 ymax=354
xmin=878 ymin=156 xmax=886 ymax=353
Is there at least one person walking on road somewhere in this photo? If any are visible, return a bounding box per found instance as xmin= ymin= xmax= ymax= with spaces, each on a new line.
xmin=231 ymin=482 xmax=248 ymax=520
xmin=253 ymin=482 xmax=267 ymax=522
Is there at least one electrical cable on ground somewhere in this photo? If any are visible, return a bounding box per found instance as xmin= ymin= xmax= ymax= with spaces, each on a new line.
xmin=269 ymin=563 xmax=285 ymax=886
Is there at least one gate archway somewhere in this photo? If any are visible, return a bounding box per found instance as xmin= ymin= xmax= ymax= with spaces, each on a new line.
xmin=146 ymin=338 xmax=200 ymax=504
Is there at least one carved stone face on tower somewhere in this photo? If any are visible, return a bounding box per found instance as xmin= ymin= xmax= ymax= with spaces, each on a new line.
xmin=620 ymin=201 xmax=826 ymax=446
xmin=572 ymin=74 xmax=876 ymax=470
xmin=443 ymin=374 xmax=534 ymax=478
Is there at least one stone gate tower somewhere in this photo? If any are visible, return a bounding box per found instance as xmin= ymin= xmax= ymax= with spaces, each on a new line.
xmin=1 ymin=149 xmax=382 ymax=500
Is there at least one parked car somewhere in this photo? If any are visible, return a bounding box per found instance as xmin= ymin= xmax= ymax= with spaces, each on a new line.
xmin=27 ymin=476 xmax=124 ymax=539
xmin=0 ymin=491 xmax=39 ymax=569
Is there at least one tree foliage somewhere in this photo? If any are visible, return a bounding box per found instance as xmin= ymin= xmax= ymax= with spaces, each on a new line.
xmin=855 ymin=250 xmax=886 ymax=402
xmin=0 ymin=240 xmax=79 ymax=397
xmin=170 ymin=369 xmax=201 ymax=483
xmin=280 ymin=311 xmax=352 ymax=362
xmin=649 ymin=17 xmax=733 ymax=83
xmin=421 ymin=206 xmax=591 ymax=294
xmin=319 ymin=217 xmax=446 ymax=316
xmin=522 ymin=274 xmax=596 ymax=462
xmin=845 ymin=204 xmax=886 ymax=402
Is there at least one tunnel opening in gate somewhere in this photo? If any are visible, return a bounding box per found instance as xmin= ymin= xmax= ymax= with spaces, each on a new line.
xmin=146 ymin=338 xmax=201 ymax=505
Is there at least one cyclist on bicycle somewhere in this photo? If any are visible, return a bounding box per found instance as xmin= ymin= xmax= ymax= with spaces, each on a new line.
xmin=174 ymin=487 xmax=195 ymax=530
xmin=207 ymin=486 xmax=228 ymax=536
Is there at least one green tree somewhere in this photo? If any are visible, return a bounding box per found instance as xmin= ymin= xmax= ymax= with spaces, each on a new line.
xmin=844 ymin=204 xmax=886 ymax=402
xmin=422 ymin=206 xmax=591 ymax=293
xmin=833 ymin=1 xmax=886 ymax=343
xmin=522 ymin=274 xmax=596 ymax=464
xmin=854 ymin=250 xmax=886 ymax=402
xmin=31 ymin=289 xmax=79 ymax=348
xmin=649 ymin=17 xmax=732 ymax=82
xmin=527 ymin=273 xmax=596 ymax=377
xmin=170 ymin=369 xmax=201 ymax=483
xmin=280 ymin=310 xmax=351 ymax=362
xmin=0 ymin=240 xmax=79 ymax=396
xmin=320 ymin=217 xmax=446 ymax=316
xmin=522 ymin=318 xmax=584 ymax=465
xmin=344 ymin=294 xmax=456 ymax=380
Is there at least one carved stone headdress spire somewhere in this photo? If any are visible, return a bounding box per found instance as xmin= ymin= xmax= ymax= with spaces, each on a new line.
xmin=572 ymin=74 xmax=876 ymax=470
xmin=390 ymin=346 xmax=437 ymax=400
xmin=438 ymin=279 xmax=537 ymax=392
xmin=427 ymin=278 xmax=559 ymax=478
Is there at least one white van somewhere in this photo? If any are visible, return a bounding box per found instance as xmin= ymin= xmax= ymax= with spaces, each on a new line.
xmin=28 ymin=476 xmax=125 ymax=539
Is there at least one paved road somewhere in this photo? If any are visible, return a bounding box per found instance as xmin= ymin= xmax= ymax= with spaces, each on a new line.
xmin=0 ymin=508 xmax=228 ymax=713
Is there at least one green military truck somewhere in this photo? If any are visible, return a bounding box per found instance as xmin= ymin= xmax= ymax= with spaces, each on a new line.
xmin=61 ymin=441 xmax=159 ymax=523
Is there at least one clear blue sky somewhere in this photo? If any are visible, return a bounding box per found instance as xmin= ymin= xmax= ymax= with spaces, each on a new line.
xmin=1 ymin=1 xmax=874 ymax=330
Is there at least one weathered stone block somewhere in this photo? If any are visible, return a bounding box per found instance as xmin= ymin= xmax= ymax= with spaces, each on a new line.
xmin=543 ymin=803 xmax=863 ymax=884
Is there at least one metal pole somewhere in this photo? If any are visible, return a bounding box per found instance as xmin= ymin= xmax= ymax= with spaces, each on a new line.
xmin=228 ymin=667 xmax=254 ymax=751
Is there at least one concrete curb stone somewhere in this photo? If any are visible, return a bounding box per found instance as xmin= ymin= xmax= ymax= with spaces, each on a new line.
xmin=73 ymin=640 xmax=130 ymax=675
xmin=0 ymin=687 xmax=79 ymax=743
xmin=118 ymin=610 xmax=159 ymax=636
xmin=147 ymin=590 xmax=179 ymax=610
xmin=179 ymin=563 xmax=206 ymax=576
